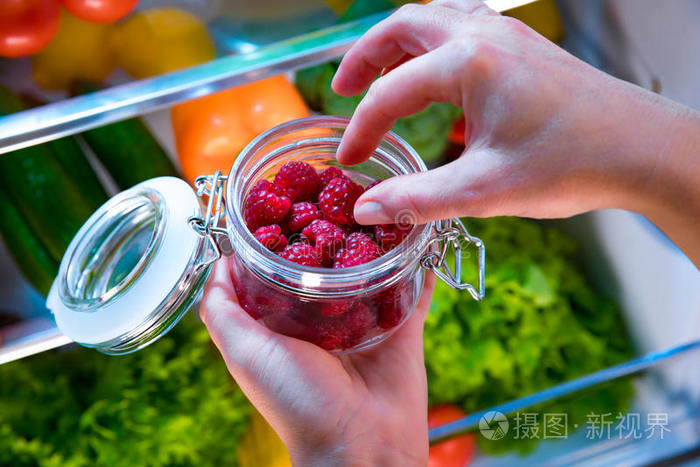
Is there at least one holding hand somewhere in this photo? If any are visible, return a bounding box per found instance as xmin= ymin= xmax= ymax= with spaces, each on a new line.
xmin=201 ymin=258 xmax=437 ymax=466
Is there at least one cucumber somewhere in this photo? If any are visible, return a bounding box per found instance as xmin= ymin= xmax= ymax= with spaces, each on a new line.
xmin=47 ymin=135 xmax=108 ymax=211
xmin=0 ymin=187 xmax=59 ymax=296
xmin=0 ymin=86 xmax=97 ymax=262
xmin=20 ymin=93 xmax=109 ymax=210
xmin=75 ymin=82 xmax=179 ymax=190
xmin=81 ymin=117 xmax=179 ymax=189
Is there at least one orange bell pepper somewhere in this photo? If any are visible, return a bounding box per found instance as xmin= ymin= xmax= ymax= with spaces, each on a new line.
xmin=171 ymin=75 xmax=309 ymax=184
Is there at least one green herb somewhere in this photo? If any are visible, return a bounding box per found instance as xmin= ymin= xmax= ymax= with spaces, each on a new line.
xmin=0 ymin=315 xmax=250 ymax=466
xmin=424 ymin=217 xmax=634 ymax=454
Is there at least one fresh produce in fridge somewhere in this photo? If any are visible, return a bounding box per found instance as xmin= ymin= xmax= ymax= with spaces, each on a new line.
xmin=295 ymin=61 xmax=461 ymax=165
xmin=32 ymin=10 xmax=116 ymax=90
xmin=171 ymin=76 xmax=309 ymax=184
xmin=428 ymin=405 xmax=476 ymax=467
xmin=0 ymin=188 xmax=58 ymax=296
xmin=75 ymin=82 xmax=180 ymax=190
xmin=109 ymin=7 xmax=215 ymax=79
xmin=0 ymin=0 xmax=60 ymax=58
xmin=0 ymin=315 xmax=251 ymax=466
xmin=61 ymin=0 xmax=138 ymax=24
xmin=424 ymin=216 xmax=634 ymax=454
xmin=0 ymin=86 xmax=102 ymax=262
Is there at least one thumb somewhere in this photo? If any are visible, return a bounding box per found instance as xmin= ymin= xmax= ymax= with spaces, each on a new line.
xmin=354 ymin=159 xmax=486 ymax=225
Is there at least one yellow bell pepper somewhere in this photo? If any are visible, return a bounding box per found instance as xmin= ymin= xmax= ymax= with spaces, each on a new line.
xmin=237 ymin=409 xmax=292 ymax=467
xmin=109 ymin=7 xmax=215 ymax=79
xmin=32 ymin=10 xmax=115 ymax=90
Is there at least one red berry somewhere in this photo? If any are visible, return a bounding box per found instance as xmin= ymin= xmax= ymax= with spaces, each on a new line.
xmin=374 ymin=223 xmax=412 ymax=252
xmin=302 ymin=219 xmax=339 ymax=242
xmin=320 ymin=300 xmax=351 ymax=317
xmin=318 ymin=177 xmax=364 ymax=225
xmin=253 ymin=225 xmax=288 ymax=251
xmin=278 ymin=243 xmax=321 ymax=267
xmin=375 ymin=284 xmax=406 ymax=329
xmin=274 ymin=161 xmax=321 ymax=202
xmin=333 ymin=232 xmax=381 ymax=268
xmin=301 ymin=220 xmax=345 ymax=266
xmin=286 ymin=202 xmax=322 ymax=232
xmin=319 ymin=167 xmax=349 ymax=186
xmin=314 ymin=319 xmax=352 ymax=351
xmin=244 ymin=180 xmax=291 ymax=231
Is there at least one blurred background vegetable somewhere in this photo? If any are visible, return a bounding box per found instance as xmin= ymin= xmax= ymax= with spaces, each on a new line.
xmin=110 ymin=7 xmax=215 ymax=79
xmin=61 ymin=0 xmax=138 ymax=24
xmin=428 ymin=405 xmax=476 ymax=467
xmin=171 ymin=75 xmax=309 ymax=184
xmin=32 ymin=10 xmax=116 ymax=91
xmin=0 ymin=315 xmax=251 ymax=466
xmin=424 ymin=216 xmax=634 ymax=455
xmin=75 ymin=82 xmax=180 ymax=190
xmin=0 ymin=0 xmax=60 ymax=58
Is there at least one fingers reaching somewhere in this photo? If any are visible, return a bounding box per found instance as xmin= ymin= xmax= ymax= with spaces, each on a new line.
xmin=331 ymin=3 xmax=464 ymax=97
xmin=336 ymin=44 xmax=466 ymax=165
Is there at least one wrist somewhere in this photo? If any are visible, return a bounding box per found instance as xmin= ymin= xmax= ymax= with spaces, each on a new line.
xmin=286 ymin=428 xmax=428 ymax=466
xmin=610 ymin=83 xmax=700 ymax=264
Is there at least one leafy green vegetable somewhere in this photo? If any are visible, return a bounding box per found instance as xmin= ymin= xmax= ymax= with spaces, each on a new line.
xmin=0 ymin=315 xmax=251 ymax=466
xmin=424 ymin=217 xmax=634 ymax=454
xmin=295 ymin=62 xmax=461 ymax=165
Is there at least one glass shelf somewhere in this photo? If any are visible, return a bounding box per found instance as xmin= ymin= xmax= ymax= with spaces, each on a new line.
xmin=0 ymin=0 xmax=534 ymax=155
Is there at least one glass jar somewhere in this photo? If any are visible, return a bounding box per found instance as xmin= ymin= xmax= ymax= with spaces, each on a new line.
xmin=48 ymin=116 xmax=484 ymax=355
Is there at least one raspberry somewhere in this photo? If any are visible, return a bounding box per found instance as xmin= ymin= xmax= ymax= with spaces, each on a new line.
xmin=301 ymin=220 xmax=345 ymax=266
xmin=343 ymin=302 xmax=375 ymax=343
xmin=374 ymin=284 xmax=406 ymax=329
xmin=315 ymin=230 xmax=346 ymax=266
xmin=286 ymin=202 xmax=322 ymax=232
xmin=279 ymin=242 xmax=321 ymax=267
xmin=374 ymin=223 xmax=412 ymax=252
xmin=301 ymin=219 xmax=339 ymax=242
xmin=273 ymin=161 xmax=321 ymax=202
xmin=320 ymin=300 xmax=351 ymax=317
xmin=314 ymin=302 xmax=375 ymax=350
xmin=314 ymin=319 xmax=352 ymax=351
xmin=244 ymin=180 xmax=291 ymax=231
xmin=319 ymin=167 xmax=349 ymax=186
xmin=253 ymin=225 xmax=288 ymax=251
xmin=333 ymin=232 xmax=381 ymax=268
xmin=318 ymin=177 xmax=364 ymax=225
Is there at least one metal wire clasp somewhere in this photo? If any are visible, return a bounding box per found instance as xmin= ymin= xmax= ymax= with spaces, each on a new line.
xmin=420 ymin=218 xmax=485 ymax=301
xmin=188 ymin=171 xmax=229 ymax=271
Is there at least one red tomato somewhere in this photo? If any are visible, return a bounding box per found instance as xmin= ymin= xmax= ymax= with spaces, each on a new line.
xmin=0 ymin=0 xmax=60 ymax=58
xmin=61 ymin=0 xmax=138 ymax=23
xmin=428 ymin=405 xmax=476 ymax=467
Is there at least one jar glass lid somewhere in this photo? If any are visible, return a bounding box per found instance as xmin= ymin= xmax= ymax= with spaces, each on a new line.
xmin=47 ymin=177 xmax=211 ymax=354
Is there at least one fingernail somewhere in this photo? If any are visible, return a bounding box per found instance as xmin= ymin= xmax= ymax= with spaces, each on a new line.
xmin=355 ymin=201 xmax=392 ymax=224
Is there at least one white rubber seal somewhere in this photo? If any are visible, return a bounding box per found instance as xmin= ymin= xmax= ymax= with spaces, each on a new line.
xmin=47 ymin=177 xmax=202 ymax=346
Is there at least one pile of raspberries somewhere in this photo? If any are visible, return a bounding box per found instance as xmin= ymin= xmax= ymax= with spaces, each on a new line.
xmin=244 ymin=161 xmax=412 ymax=268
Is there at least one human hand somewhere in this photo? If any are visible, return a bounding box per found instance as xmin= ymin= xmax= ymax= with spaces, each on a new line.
xmin=200 ymin=257 xmax=437 ymax=466
xmin=332 ymin=0 xmax=700 ymax=265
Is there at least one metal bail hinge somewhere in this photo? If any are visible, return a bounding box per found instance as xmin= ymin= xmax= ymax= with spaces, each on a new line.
xmin=420 ymin=218 xmax=485 ymax=301
xmin=188 ymin=171 xmax=230 ymax=271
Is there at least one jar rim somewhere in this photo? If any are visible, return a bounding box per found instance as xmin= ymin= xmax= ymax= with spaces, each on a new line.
xmin=225 ymin=116 xmax=433 ymax=291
